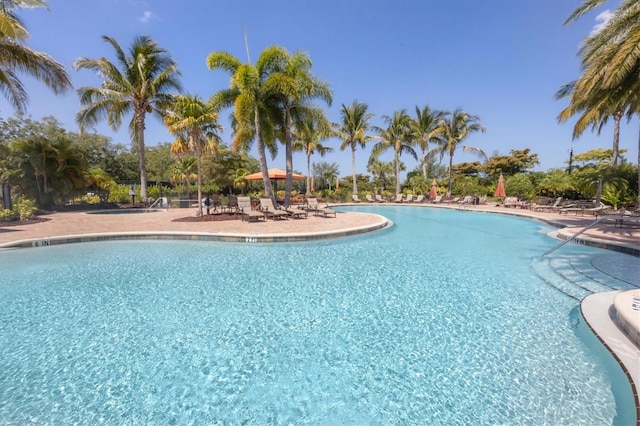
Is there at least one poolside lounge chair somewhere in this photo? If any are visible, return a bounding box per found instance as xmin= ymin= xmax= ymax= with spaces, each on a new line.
xmin=393 ymin=194 xmax=404 ymax=203
xmin=414 ymin=194 xmax=425 ymax=203
xmin=305 ymin=197 xmax=337 ymax=218
xmin=365 ymin=194 xmax=376 ymax=202
xmin=442 ymin=197 xmax=460 ymax=204
xmin=431 ymin=195 xmax=442 ymax=203
xmin=532 ymin=197 xmax=563 ymax=212
xmin=259 ymin=198 xmax=289 ymax=220
xmin=236 ymin=196 xmax=266 ymax=222
xmin=352 ymin=194 xmax=361 ymax=203
xmin=404 ymin=194 xmax=414 ymax=203
xmin=375 ymin=194 xmax=386 ymax=203
xmin=458 ymin=196 xmax=473 ymax=205
xmin=503 ymin=197 xmax=519 ymax=208
xmin=281 ymin=203 xmax=307 ymax=219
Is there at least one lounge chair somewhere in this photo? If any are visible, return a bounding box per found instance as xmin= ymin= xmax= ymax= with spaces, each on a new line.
xmin=352 ymin=194 xmax=361 ymax=203
xmin=404 ymin=194 xmax=414 ymax=203
xmin=458 ymin=195 xmax=473 ymax=204
xmin=305 ymin=197 xmax=337 ymax=218
xmin=281 ymin=203 xmax=307 ymax=219
xmin=414 ymin=194 xmax=425 ymax=203
xmin=365 ymin=194 xmax=376 ymax=202
xmin=392 ymin=194 xmax=404 ymax=203
xmin=236 ymin=196 xmax=266 ymax=222
xmin=259 ymin=198 xmax=289 ymax=220
xmin=431 ymin=195 xmax=442 ymax=203
xmin=532 ymin=197 xmax=563 ymax=212
xmin=503 ymin=197 xmax=519 ymax=208
xmin=375 ymin=194 xmax=386 ymax=203
xmin=443 ymin=197 xmax=460 ymax=204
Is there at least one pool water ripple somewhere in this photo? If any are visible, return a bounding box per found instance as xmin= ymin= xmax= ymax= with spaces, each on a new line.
xmin=0 ymin=206 xmax=636 ymax=424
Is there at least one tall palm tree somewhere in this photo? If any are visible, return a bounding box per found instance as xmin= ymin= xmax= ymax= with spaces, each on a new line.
xmin=412 ymin=105 xmax=446 ymax=179
xmin=435 ymin=108 xmax=486 ymax=197
xmin=207 ymin=46 xmax=287 ymax=204
xmin=164 ymin=94 xmax=222 ymax=217
xmin=335 ymin=100 xmax=374 ymax=196
xmin=74 ymin=35 xmax=182 ymax=200
xmin=0 ymin=0 xmax=71 ymax=113
xmin=268 ymin=50 xmax=332 ymax=205
xmin=564 ymin=0 xmax=640 ymax=207
xmin=371 ymin=109 xmax=417 ymax=196
xmin=292 ymin=109 xmax=333 ymax=194
xmin=556 ymin=80 xmax=626 ymax=166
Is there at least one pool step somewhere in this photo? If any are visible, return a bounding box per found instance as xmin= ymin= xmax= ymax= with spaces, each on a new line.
xmin=548 ymin=256 xmax=620 ymax=293
xmin=531 ymin=254 xmax=636 ymax=301
xmin=530 ymin=258 xmax=591 ymax=301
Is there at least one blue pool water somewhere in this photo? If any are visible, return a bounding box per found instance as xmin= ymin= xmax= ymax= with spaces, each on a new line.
xmin=0 ymin=206 xmax=637 ymax=424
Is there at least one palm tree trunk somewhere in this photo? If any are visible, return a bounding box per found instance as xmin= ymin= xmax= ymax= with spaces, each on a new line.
xmin=351 ymin=144 xmax=358 ymax=195
xmin=421 ymin=152 xmax=427 ymax=180
xmin=637 ymin=123 xmax=640 ymax=209
xmin=136 ymin=112 xmax=148 ymax=201
xmin=255 ymin=111 xmax=276 ymax=204
xmin=284 ymin=108 xmax=293 ymax=206
xmin=196 ymin=144 xmax=203 ymax=217
xmin=612 ymin=111 xmax=622 ymax=167
xmin=447 ymin=154 xmax=454 ymax=197
xmin=395 ymin=151 xmax=401 ymax=195
xmin=306 ymin=153 xmax=311 ymax=194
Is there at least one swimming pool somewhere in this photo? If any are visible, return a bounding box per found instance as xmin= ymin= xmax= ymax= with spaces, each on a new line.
xmin=0 ymin=206 xmax=637 ymax=424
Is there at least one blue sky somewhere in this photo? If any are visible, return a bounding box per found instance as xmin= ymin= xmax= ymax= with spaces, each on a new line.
xmin=9 ymin=0 xmax=637 ymax=179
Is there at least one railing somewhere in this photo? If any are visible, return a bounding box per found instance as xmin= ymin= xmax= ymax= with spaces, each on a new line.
xmin=543 ymin=217 xmax=606 ymax=257
xmin=146 ymin=197 xmax=169 ymax=212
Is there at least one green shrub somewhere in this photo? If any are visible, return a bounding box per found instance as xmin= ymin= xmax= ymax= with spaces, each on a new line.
xmin=0 ymin=208 xmax=17 ymax=222
xmin=14 ymin=199 xmax=38 ymax=220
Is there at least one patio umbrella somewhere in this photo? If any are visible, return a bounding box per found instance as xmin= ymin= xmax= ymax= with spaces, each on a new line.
xmin=244 ymin=168 xmax=304 ymax=181
xmin=494 ymin=174 xmax=506 ymax=197
xmin=310 ymin=177 xmax=315 ymax=192
xmin=245 ymin=168 xmax=304 ymax=191
xmin=429 ymin=179 xmax=438 ymax=199
xmin=335 ymin=177 xmax=339 ymax=191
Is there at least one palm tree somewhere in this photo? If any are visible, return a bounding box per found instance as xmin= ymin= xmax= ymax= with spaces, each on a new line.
xmin=207 ymin=46 xmax=289 ymax=204
xmin=367 ymin=159 xmax=393 ymax=195
xmin=412 ymin=105 xmax=446 ymax=179
xmin=74 ymin=35 xmax=182 ymax=201
xmin=370 ymin=109 xmax=417 ymax=196
xmin=267 ymin=50 xmax=332 ymax=205
xmin=563 ymin=0 xmax=640 ymax=207
xmin=335 ymin=101 xmax=374 ymax=196
xmin=292 ymin=109 xmax=333 ymax=194
xmin=0 ymin=0 xmax=71 ymax=113
xmin=435 ymin=108 xmax=486 ymax=197
xmin=164 ymin=94 xmax=222 ymax=217
xmin=170 ymin=156 xmax=197 ymax=198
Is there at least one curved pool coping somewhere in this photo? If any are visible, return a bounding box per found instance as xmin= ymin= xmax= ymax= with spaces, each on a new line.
xmin=0 ymin=214 xmax=392 ymax=249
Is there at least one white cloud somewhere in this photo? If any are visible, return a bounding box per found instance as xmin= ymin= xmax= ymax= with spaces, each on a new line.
xmin=590 ymin=10 xmax=613 ymax=35
xmin=139 ymin=10 xmax=154 ymax=24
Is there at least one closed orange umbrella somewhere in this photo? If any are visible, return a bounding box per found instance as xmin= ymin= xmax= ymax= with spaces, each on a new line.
xmin=335 ymin=177 xmax=339 ymax=191
xmin=429 ymin=179 xmax=438 ymax=199
xmin=494 ymin=174 xmax=506 ymax=197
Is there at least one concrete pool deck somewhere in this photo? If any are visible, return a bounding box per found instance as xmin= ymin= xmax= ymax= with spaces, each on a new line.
xmin=1 ymin=202 xmax=638 ymax=417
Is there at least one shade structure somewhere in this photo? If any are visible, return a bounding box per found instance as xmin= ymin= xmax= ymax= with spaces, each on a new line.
xmin=310 ymin=177 xmax=315 ymax=192
xmin=429 ymin=179 xmax=438 ymax=199
xmin=494 ymin=174 xmax=506 ymax=197
xmin=244 ymin=168 xmax=305 ymax=181
xmin=335 ymin=177 xmax=339 ymax=191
